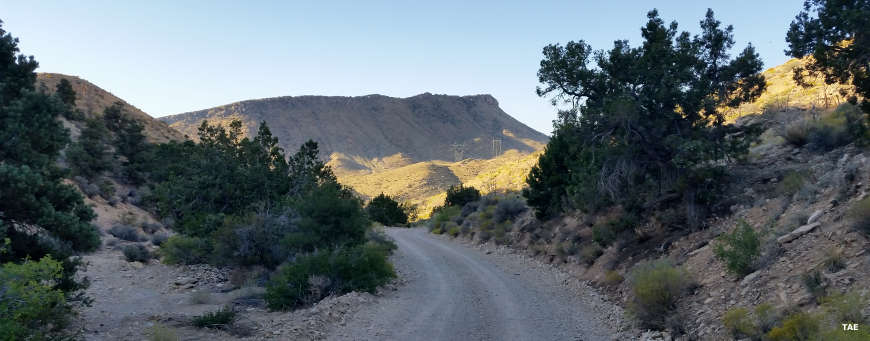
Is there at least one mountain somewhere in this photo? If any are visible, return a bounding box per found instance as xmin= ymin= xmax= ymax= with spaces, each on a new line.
xmin=160 ymin=93 xmax=548 ymax=216
xmin=37 ymin=73 xmax=184 ymax=143
xmin=159 ymin=93 xmax=548 ymax=171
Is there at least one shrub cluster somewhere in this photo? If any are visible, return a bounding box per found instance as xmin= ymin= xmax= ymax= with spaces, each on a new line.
xmin=265 ymin=243 xmax=395 ymax=310
xmin=0 ymin=257 xmax=74 ymax=340
xmin=109 ymin=224 xmax=144 ymax=242
xmin=724 ymin=291 xmax=869 ymax=340
xmin=444 ymin=184 xmax=481 ymax=208
xmin=493 ymin=196 xmax=527 ymax=223
xmin=191 ymin=306 xmax=236 ymax=329
xmin=122 ymin=244 xmax=152 ymax=262
xmin=628 ymin=260 xmax=693 ymax=329
xmin=781 ymin=104 xmax=867 ymax=151
xmin=143 ymin=121 xmax=396 ymax=310
xmin=366 ymin=193 xmax=409 ymax=226
xmin=713 ymin=220 xmax=761 ymax=276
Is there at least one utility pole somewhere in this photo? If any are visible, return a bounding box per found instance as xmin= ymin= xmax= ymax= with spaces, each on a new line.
xmin=451 ymin=143 xmax=465 ymax=162
xmin=491 ymin=137 xmax=502 ymax=158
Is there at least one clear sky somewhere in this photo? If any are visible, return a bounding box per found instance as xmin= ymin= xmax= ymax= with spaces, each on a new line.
xmin=1 ymin=1 xmax=804 ymax=135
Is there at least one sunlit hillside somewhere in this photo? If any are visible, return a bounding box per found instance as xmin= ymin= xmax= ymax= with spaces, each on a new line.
xmin=726 ymin=56 xmax=856 ymax=122
xmin=338 ymin=149 xmax=543 ymax=219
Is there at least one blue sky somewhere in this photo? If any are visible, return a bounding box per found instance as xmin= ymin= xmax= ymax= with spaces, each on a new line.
xmin=2 ymin=1 xmax=804 ymax=134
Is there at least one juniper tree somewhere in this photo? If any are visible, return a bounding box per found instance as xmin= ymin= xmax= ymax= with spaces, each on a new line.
xmin=526 ymin=9 xmax=765 ymax=227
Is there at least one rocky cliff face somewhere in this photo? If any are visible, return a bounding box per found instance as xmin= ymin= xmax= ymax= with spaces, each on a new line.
xmin=159 ymin=93 xmax=547 ymax=171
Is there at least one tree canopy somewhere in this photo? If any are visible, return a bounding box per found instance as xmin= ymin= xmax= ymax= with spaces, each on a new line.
xmin=786 ymin=0 xmax=870 ymax=113
xmin=525 ymin=9 xmax=765 ymax=227
xmin=366 ymin=193 xmax=409 ymax=226
xmin=0 ymin=20 xmax=99 ymax=291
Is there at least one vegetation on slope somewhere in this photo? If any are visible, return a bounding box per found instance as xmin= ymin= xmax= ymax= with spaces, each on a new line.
xmin=0 ymin=21 xmax=100 ymax=339
xmin=142 ymin=119 xmax=396 ymax=309
xmin=785 ymin=0 xmax=870 ymax=114
xmin=525 ymin=9 xmax=765 ymax=226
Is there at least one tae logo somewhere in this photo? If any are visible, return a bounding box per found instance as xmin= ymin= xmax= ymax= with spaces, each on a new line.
xmin=842 ymin=323 xmax=860 ymax=331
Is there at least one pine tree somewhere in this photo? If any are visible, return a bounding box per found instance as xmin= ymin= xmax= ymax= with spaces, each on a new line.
xmin=786 ymin=0 xmax=870 ymax=113
xmin=55 ymin=78 xmax=76 ymax=107
xmin=0 ymin=20 xmax=99 ymax=292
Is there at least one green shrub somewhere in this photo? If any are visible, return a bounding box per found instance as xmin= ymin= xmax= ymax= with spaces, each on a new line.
xmin=98 ymin=179 xmax=116 ymax=199
xmin=122 ymin=244 xmax=152 ymax=262
xmin=212 ymin=209 xmax=299 ymax=268
xmin=430 ymin=205 xmax=461 ymax=233
xmin=824 ymin=248 xmax=846 ymax=273
xmin=713 ymin=220 xmax=760 ymax=276
xmin=628 ymin=260 xmax=693 ymax=329
xmin=191 ymin=306 xmax=236 ymax=329
xmin=723 ymin=307 xmax=759 ymax=339
xmin=160 ymin=235 xmax=212 ymax=264
xmin=593 ymin=216 xmax=635 ymax=247
xmin=579 ymin=243 xmax=603 ymax=265
xmin=603 ymin=270 xmax=624 ymax=287
xmin=822 ymin=291 xmax=867 ymax=324
xmin=755 ymin=303 xmax=781 ymax=334
xmin=802 ymin=270 xmax=827 ymax=303
xmin=848 ymin=196 xmax=870 ymax=235
xmin=446 ymin=223 xmax=461 ymax=237
xmin=109 ymin=224 xmax=144 ymax=242
xmin=494 ymin=197 xmax=527 ymax=223
xmin=776 ymin=171 xmax=808 ymax=197
xmin=266 ymin=243 xmax=395 ymax=310
xmin=444 ymin=184 xmax=481 ymax=208
xmin=67 ymin=118 xmax=112 ymax=179
xmin=288 ymin=183 xmax=369 ymax=252
xmin=0 ymin=257 xmax=74 ymax=340
xmin=366 ymin=193 xmax=408 ymax=226
xmin=805 ymin=106 xmax=866 ymax=152
xmin=365 ymin=228 xmax=397 ymax=253
xmin=492 ymin=221 xmax=509 ymax=245
xmin=766 ymin=312 xmax=821 ymax=341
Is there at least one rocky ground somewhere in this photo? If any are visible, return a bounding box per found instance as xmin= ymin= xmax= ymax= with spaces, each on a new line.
xmin=75 ymin=244 xmax=384 ymax=340
xmin=75 ymin=226 xmax=627 ymax=340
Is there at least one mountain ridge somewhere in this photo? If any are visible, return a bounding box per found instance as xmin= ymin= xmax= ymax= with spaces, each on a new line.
xmin=36 ymin=73 xmax=185 ymax=143
xmin=159 ymin=92 xmax=548 ymax=171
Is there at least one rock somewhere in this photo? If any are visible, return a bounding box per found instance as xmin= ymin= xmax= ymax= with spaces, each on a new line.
xmin=688 ymin=245 xmax=709 ymax=257
xmin=807 ymin=210 xmax=823 ymax=224
xmin=740 ymin=271 xmax=760 ymax=286
xmin=776 ymin=222 xmax=821 ymax=244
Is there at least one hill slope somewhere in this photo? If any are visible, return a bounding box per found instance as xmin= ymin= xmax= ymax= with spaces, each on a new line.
xmin=159 ymin=93 xmax=548 ymax=170
xmin=37 ymin=73 xmax=185 ymax=143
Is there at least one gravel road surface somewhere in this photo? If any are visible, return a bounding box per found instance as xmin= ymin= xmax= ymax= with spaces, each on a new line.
xmin=328 ymin=228 xmax=619 ymax=341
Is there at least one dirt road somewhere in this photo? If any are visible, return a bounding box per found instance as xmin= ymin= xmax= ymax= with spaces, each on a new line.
xmin=328 ymin=228 xmax=620 ymax=341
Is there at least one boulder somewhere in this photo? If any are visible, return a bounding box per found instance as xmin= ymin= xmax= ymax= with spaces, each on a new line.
xmin=776 ymin=222 xmax=820 ymax=244
xmin=807 ymin=210 xmax=823 ymax=224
